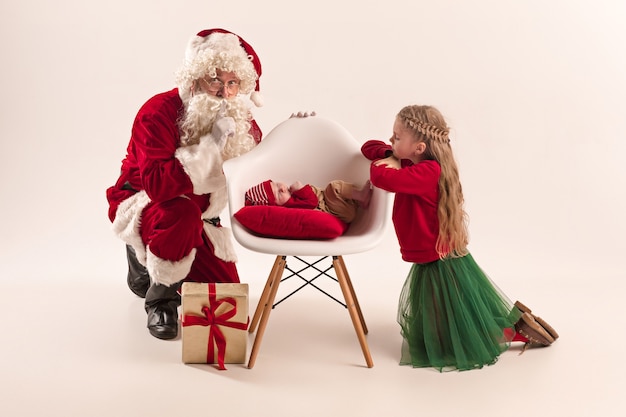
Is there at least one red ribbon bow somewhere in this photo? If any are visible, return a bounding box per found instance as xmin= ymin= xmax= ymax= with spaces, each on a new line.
xmin=182 ymin=283 xmax=248 ymax=370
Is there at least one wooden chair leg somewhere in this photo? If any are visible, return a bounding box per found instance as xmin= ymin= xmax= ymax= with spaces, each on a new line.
xmin=249 ymin=255 xmax=283 ymax=333
xmin=335 ymin=255 xmax=368 ymax=334
xmin=333 ymin=256 xmax=373 ymax=368
xmin=247 ymin=256 xmax=286 ymax=369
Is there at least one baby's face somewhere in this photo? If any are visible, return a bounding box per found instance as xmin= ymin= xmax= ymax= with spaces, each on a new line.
xmin=271 ymin=181 xmax=292 ymax=206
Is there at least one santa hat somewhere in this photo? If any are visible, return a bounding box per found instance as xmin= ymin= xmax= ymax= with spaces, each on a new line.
xmin=178 ymin=28 xmax=263 ymax=107
xmin=245 ymin=180 xmax=276 ymax=206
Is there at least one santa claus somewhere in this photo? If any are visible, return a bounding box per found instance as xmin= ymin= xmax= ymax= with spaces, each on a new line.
xmin=106 ymin=29 xmax=263 ymax=340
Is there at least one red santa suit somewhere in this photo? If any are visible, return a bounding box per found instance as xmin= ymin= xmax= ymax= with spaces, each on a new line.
xmin=106 ymin=29 xmax=263 ymax=288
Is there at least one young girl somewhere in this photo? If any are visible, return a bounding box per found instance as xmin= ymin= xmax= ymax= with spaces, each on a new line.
xmin=361 ymin=105 xmax=558 ymax=371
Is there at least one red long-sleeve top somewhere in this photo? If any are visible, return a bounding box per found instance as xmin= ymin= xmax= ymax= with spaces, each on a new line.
xmin=361 ymin=140 xmax=441 ymax=263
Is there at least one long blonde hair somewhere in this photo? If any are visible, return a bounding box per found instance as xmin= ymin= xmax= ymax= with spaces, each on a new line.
xmin=397 ymin=105 xmax=469 ymax=258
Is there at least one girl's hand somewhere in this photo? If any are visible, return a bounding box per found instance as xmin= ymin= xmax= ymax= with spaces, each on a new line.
xmin=374 ymin=156 xmax=400 ymax=169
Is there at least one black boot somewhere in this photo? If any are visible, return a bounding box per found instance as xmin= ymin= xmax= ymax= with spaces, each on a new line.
xmin=145 ymin=281 xmax=181 ymax=340
xmin=126 ymin=245 xmax=150 ymax=298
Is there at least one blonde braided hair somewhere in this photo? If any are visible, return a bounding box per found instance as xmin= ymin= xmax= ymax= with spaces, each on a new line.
xmin=404 ymin=117 xmax=450 ymax=145
xmin=398 ymin=105 xmax=469 ymax=258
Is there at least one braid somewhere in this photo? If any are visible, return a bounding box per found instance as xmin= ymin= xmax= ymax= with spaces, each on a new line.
xmin=404 ymin=116 xmax=450 ymax=144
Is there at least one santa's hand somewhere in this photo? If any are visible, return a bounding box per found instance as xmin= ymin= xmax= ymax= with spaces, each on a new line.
xmin=290 ymin=111 xmax=316 ymax=118
xmin=211 ymin=101 xmax=235 ymax=150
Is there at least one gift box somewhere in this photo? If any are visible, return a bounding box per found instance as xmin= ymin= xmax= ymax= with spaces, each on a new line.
xmin=181 ymin=282 xmax=249 ymax=369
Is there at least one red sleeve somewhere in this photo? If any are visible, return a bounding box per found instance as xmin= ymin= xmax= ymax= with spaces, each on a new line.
xmin=361 ymin=140 xmax=392 ymax=161
xmin=286 ymin=185 xmax=319 ymax=209
xmin=370 ymin=159 xmax=440 ymax=198
xmin=133 ymin=103 xmax=194 ymax=203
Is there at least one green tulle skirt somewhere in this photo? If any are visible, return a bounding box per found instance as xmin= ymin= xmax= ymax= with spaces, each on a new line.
xmin=397 ymin=253 xmax=522 ymax=372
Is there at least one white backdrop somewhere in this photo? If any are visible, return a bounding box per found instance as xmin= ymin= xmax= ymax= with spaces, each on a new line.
xmin=2 ymin=2 xmax=626 ymax=416
xmin=1 ymin=0 xmax=624 ymax=289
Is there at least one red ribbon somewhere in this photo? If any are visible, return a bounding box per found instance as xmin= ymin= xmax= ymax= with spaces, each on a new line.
xmin=182 ymin=283 xmax=248 ymax=370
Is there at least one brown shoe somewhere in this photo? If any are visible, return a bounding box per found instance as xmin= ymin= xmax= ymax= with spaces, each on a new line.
xmin=515 ymin=312 xmax=555 ymax=348
xmin=514 ymin=301 xmax=559 ymax=341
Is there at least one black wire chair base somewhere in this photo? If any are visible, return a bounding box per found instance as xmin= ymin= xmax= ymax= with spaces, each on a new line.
xmin=272 ymin=255 xmax=346 ymax=308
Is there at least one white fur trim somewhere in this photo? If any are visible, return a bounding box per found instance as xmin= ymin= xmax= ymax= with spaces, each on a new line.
xmin=186 ymin=33 xmax=243 ymax=66
xmin=111 ymin=191 xmax=151 ymax=265
xmin=250 ymin=91 xmax=263 ymax=107
xmin=146 ymin=247 xmax=196 ymax=286
xmin=203 ymin=224 xmax=238 ymax=263
xmin=202 ymin=183 xmax=228 ymax=220
xmin=185 ymin=35 xmax=208 ymax=63
xmin=175 ymin=134 xmax=226 ymax=195
xmin=200 ymin=183 xmax=236 ymax=262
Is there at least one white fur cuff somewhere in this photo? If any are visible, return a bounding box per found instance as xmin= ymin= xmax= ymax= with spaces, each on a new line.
xmin=175 ymin=135 xmax=226 ymax=195
xmin=112 ymin=191 xmax=151 ymax=265
xmin=146 ymin=247 xmax=197 ymax=286
xmin=203 ymin=223 xmax=238 ymax=263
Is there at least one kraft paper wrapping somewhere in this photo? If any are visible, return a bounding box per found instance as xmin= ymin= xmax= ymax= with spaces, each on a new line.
xmin=181 ymin=282 xmax=249 ymax=366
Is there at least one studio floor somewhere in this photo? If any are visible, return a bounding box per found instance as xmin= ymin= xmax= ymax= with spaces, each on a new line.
xmin=1 ymin=246 xmax=621 ymax=417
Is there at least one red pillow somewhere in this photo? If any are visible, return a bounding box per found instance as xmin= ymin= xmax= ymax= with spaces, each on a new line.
xmin=234 ymin=206 xmax=349 ymax=239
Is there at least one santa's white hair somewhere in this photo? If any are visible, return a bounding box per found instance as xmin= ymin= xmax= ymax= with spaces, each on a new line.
xmin=175 ymin=31 xmax=260 ymax=159
xmin=175 ymin=32 xmax=259 ymax=106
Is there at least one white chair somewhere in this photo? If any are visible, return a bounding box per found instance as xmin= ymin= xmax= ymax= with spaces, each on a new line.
xmin=223 ymin=115 xmax=388 ymax=368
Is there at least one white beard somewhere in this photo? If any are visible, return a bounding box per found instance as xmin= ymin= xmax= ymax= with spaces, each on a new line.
xmin=179 ymin=94 xmax=256 ymax=160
